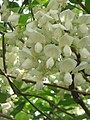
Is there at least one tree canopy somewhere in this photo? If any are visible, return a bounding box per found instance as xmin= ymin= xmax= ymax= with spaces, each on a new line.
xmin=0 ymin=0 xmax=90 ymax=120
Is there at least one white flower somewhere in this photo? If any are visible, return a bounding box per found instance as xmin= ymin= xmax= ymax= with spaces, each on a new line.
xmin=78 ymin=36 xmax=90 ymax=48
xmin=36 ymin=80 xmax=43 ymax=90
xmin=80 ymin=48 xmax=90 ymax=58
xmin=38 ymin=14 xmax=53 ymax=27
xmin=64 ymin=72 xmax=72 ymax=86
xmin=85 ymin=64 xmax=90 ymax=75
xmin=74 ymin=73 xmax=84 ymax=85
xmin=59 ymin=33 xmax=74 ymax=47
xmin=60 ymin=58 xmax=77 ymax=72
xmin=1 ymin=102 xmax=13 ymax=114
xmin=63 ymin=45 xmax=72 ymax=57
xmin=46 ymin=57 xmax=54 ymax=69
xmin=35 ymin=42 xmax=42 ymax=53
xmin=60 ymin=9 xmax=75 ymax=23
xmin=79 ymin=24 xmax=89 ymax=33
xmin=0 ymin=4 xmax=10 ymax=22
xmin=35 ymin=10 xmax=45 ymax=19
xmin=47 ymin=0 xmax=59 ymax=10
xmin=44 ymin=44 xmax=61 ymax=58
xmin=65 ymin=21 xmax=73 ymax=30
xmin=49 ymin=9 xmax=59 ymax=21
xmin=35 ymin=76 xmax=43 ymax=90
xmin=73 ymin=61 xmax=88 ymax=73
xmin=21 ymin=58 xmax=33 ymax=69
xmin=26 ymin=21 xmax=37 ymax=32
xmin=26 ymin=31 xmax=46 ymax=44
xmin=7 ymin=13 xmax=20 ymax=26
xmin=5 ymin=52 xmax=18 ymax=65
xmin=78 ymin=14 xmax=90 ymax=24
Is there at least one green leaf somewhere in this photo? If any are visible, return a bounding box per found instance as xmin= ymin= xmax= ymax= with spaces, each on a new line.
xmin=69 ymin=0 xmax=82 ymax=4
xmin=0 ymin=92 xmax=7 ymax=103
xmin=32 ymin=0 xmax=49 ymax=6
xmin=13 ymin=80 xmax=23 ymax=89
xmin=9 ymin=2 xmax=19 ymax=8
xmin=65 ymin=3 xmax=75 ymax=10
xmin=18 ymin=14 xmax=30 ymax=25
xmin=11 ymin=101 xmax=25 ymax=116
xmin=85 ymin=0 xmax=90 ymax=10
xmin=8 ymin=1 xmax=19 ymax=12
xmin=15 ymin=111 xmax=29 ymax=120
xmin=0 ymin=23 xmax=5 ymax=32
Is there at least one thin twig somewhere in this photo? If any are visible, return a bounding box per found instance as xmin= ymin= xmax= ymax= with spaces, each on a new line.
xmin=22 ymin=93 xmax=75 ymax=118
xmin=0 ymin=69 xmax=51 ymax=120
xmin=7 ymin=22 xmax=14 ymax=31
xmin=77 ymin=0 xmax=90 ymax=14
xmin=29 ymin=0 xmax=35 ymax=20
xmin=6 ymin=75 xmax=90 ymax=96
xmin=69 ymin=81 xmax=90 ymax=117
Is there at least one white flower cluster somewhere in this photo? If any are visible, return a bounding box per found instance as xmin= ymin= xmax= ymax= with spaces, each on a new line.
xmin=1 ymin=0 xmax=90 ymax=89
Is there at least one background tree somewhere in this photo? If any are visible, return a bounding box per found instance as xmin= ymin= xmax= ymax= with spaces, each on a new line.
xmin=0 ymin=0 xmax=90 ymax=120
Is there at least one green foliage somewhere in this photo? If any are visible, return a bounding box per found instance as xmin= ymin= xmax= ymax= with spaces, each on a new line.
xmin=85 ymin=0 xmax=90 ymax=10
xmin=18 ymin=14 xmax=30 ymax=26
xmin=9 ymin=1 xmax=19 ymax=12
xmin=69 ymin=0 xmax=83 ymax=4
xmin=15 ymin=111 xmax=30 ymax=120
xmin=0 ymin=92 xmax=8 ymax=103
xmin=0 ymin=23 xmax=5 ymax=32
xmin=11 ymin=101 xmax=25 ymax=116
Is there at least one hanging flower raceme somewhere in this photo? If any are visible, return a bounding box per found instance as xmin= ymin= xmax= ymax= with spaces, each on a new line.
xmin=3 ymin=0 xmax=90 ymax=90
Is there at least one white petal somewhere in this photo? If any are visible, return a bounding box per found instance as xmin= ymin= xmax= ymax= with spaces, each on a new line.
xmin=7 ymin=13 xmax=20 ymax=26
xmin=74 ymin=73 xmax=84 ymax=85
xmin=63 ymin=45 xmax=72 ymax=57
xmin=85 ymin=64 xmax=90 ymax=75
xmin=47 ymin=0 xmax=59 ymax=10
xmin=78 ymin=36 xmax=90 ymax=48
xmin=46 ymin=57 xmax=54 ymax=69
xmin=73 ymin=61 xmax=88 ymax=73
xmin=36 ymin=80 xmax=43 ymax=90
xmin=35 ymin=42 xmax=42 ymax=53
xmin=78 ymin=14 xmax=90 ymax=24
xmin=60 ymin=58 xmax=77 ymax=72
xmin=79 ymin=24 xmax=89 ymax=33
xmin=60 ymin=9 xmax=75 ymax=23
xmin=80 ymin=48 xmax=90 ymax=58
xmin=59 ymin=33 xmax=73 ymax=47
xmin=64 ymin=72 xmax=72 ymax=86
xmin=27 ymin=31 xmax=46 ymax=44
xmin=22 ymin=58 xmax=32 ymax=69
xmin=44 ymin=44 xmax=61 ymax=58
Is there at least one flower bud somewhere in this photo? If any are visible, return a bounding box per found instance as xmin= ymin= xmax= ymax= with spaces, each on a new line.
xmin=80 ymin=48 xmax=90 ymax=58
xmin=63 ymin=45 xmax=71 ymax=57
xmin=74 ymin=73 xmax=84 ymax=85
xmin=35 ymin=42 xmax=42 ymax=53
xmin=64 ymin=72 xmax=72 ymax=86
xmin=7 ymin=13 xmax=20 ymax=26
xmin=46 ymin=57 xmax=54 ymax=69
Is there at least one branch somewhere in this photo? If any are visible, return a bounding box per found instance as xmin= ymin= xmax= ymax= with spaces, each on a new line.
xmin=7 ymin=22 xmax=14 ymax=31
xmin=0 ymin=112 xmax=15 ymax=120
xmin=29 ymin=0 xmax=35 ymax=20
xmin=0 ymin=69 xmax=51 ymax=120
xmin=77 ymin=0 xmax=90 ymax=14
xmin=22 ymin=93 xmax=75 ymax=118
xmin=69 ymin=81 xmax=90 ymax=117
xmin=7 ymin=75 xmax=90 ymax=96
